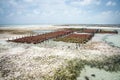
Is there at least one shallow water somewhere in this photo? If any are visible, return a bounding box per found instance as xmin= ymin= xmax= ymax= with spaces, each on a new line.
xmin=104 ymin=35 xmax=120 ymax=48
xmin=77 ymin=65 xmax=120 ymax=80
xmin=33 ymin=30 xmax=54 ymax=34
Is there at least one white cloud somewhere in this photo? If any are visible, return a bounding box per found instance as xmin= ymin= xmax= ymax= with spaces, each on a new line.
xmin=24 ymin=0 xmax=34 ymax=3
xmin=4 ymin=0 xmax=93 ymax=24
xmin=101 ymin=11 xmax=112 ymax=15
xmin=6 ymin=0 xmax=88 ymax=18
xmin=115 ymin=11 xmax=120 ymax=16
xmin=106 ymin=1 xmax=116 ymax=6
xmin=2 ymin=0 xmax=120 ymax=24
xmin=9 ymin=0 xmax=18 ymax=6
xmin=69 ymin=0 xmax=101 ymax=6
xmin=75 ymin=0 xmax=93 ymax=5
xmin=16 ymin=11 xmax=23 ymax=15
xmin=90 ymin=10 xmax=120 ymax=24
xmin=33 ymin=9 xmax=41 ymax=15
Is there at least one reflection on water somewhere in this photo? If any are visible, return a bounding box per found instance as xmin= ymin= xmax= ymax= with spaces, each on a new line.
xmin=77 ymin=66 xmax=120 ymax=80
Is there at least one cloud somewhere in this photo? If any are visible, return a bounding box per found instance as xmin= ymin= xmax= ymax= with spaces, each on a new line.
xmin=91 ymin=10 xmax=120 ymax=24
xmin=0 ymin=0 xmax=120 ymax=24
xmin=101 ymin=11 xmax=112 ymax=15
xmin=115 ymin=11 xmax=120 ymax=16
xmin=68 ymin=0 xmax=101 ymax=6
xmin=0 ymin=0 xmax=94 ymax=18
xmin=9 ymin=0 xmax=18 ymax=6
xmin=33 ymin=9 xmax=41 ymax=15
xmin=24 ymin=0 xmax=34 ymax=3
xmin=106 ymin=1 xmax=116 ymax=6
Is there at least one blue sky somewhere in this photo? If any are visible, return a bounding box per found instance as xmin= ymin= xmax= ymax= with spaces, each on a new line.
xmin=0 ymin=0 xmax=120 ymax=24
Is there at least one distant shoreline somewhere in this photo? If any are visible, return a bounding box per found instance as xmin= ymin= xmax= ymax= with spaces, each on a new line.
xmin=0 ymin=25 xmax=120 ymax=32
xmin=0 ymin=24 xmax=120 ymax=27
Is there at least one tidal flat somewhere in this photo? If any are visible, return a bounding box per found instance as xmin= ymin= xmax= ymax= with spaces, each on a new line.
xmin=0 ymin=25 xmax=120 ymax=80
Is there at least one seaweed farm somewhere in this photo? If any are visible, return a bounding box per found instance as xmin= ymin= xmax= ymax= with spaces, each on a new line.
xmin=8 ymin=30 xmax=73 ymax=44
xmin=82 ymin=29 xmax=98 ymax=33
xmin=54 ymin=33 xmax=93 ymax=43
xmin=98 ymin=29 xmax=118 ymax=34
xmin=54 ymin=28 xmax=118 ymax=44
xmin=7 ymin=28 xmax=118 ymax=44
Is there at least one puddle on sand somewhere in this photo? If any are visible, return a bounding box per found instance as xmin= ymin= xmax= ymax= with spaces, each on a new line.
xmin=77 ymin=65 xmax=120 ymax=80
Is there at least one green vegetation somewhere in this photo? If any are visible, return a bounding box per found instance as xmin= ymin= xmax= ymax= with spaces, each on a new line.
xmin=0 ymin=54 xmax=120 ymax=80
xmin=66 ymin=28 xmax=83 ymax=32
xmin=65 ymin=28 xmax=118 ymax=34
xmin=54 ymin=33 xmax=92 ymax=44
xmin=54 ymin=37 xmax=88 ymax=44
xmin=84 ymin=55 xmax=120 ymax=72
xmin=0 ymin=29 xmax=34 ymax=34
xmin=45 ymin=59 xmax=85 ymax=80
xmin=45 ymin=55 xmax=120 ymax=80
xmin=98 ymin=29 xmax=118 ymax=34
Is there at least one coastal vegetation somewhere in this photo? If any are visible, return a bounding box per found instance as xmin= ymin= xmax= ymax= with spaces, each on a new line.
xmin=65 ymin=28 xmax=83 ymax=33
xmin=45 ymin=55 xmax=120 ymax=80
xmin=66 ymin=28 xmax=118 ymax=34
xmin=0 ymin=54 xmax=120 ymax=80
xmin=98 ymin=30 xmax=118 ymax=34
xmin=0 ymin=29 xmax=34 ymax=34
xmin=84 ymin=55 xmax=120 ymax=72
xmin=44 ymin=59 xmax=85 ymax=80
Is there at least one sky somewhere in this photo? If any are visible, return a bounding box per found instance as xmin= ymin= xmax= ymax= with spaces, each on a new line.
xmin=0 ymin=0 xmax=120 ymax=25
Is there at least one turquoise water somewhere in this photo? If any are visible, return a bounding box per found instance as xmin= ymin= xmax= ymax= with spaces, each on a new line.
xmin=33 ymin=30 xmax=54 ymax=34
xmin=104 ymin=35 xmax=120 ymax=48
xmin=103 ymin=30 xmax=120 ymax=48
xmin=77 ymin=66 xmax=120 ymax=80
